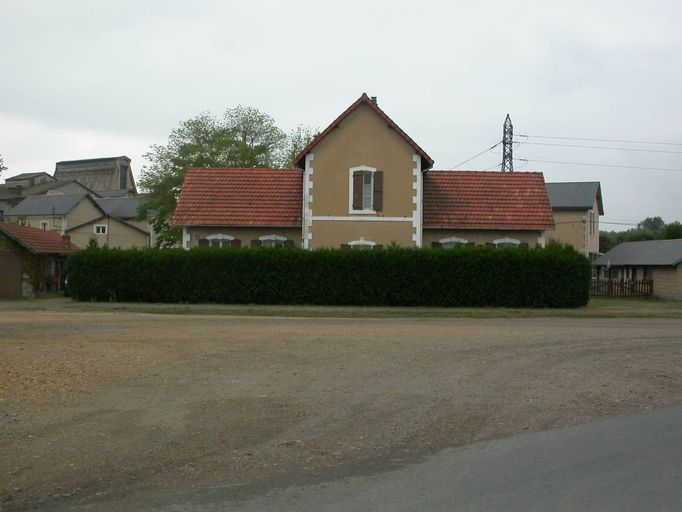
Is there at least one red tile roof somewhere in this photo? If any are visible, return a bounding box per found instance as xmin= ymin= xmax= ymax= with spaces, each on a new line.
xmin=173 ymin=168 xmax=303 ymax=227
xmin=423 ymin=171 xmax=555 ymax=230
xmin=293 ymin=93 xmax=434 ymax=169
xmin=0 ymin=223 xmax=80 ymax=254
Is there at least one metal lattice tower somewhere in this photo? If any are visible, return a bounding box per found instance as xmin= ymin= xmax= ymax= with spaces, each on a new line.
xmin=501 ymin=114 xmax=513 ymax=172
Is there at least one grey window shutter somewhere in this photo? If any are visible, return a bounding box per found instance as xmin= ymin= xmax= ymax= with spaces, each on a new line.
xmin=466 ymin=241 xmax=476 ymax=247
xmin=373 ymin=171 xmax=383 ymax=211
xmin=251 ymin=239 xmax=262 ymax=248
xmin=340 ymin=243 xmax=351 ymax=250
xmin=431 ymin=241 xmax=442 ymax=248
xmin=352 ymin=172 xmax=364 ymax=210
xmin=231 ymin=239 xmax=241 ymax=248
xmin=198 ymin=238 xmax=209 ymax=247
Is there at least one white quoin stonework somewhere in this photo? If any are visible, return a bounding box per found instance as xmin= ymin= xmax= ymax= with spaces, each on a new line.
xmin=411 ymin=154 xmax=423 ymax=247
xmin=183 ymin=226 xmax=190 ymax=250
xmin=538 ymin=232 xmax=546 ymax=248
xmin=302 ymin=153 xmax=314 ymax=249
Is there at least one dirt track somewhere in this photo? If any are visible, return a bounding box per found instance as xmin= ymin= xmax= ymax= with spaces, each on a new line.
xmin=1 ymin=309 xmax=681 ymax=510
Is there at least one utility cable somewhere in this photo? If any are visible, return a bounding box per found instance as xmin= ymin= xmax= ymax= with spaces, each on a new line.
xmin=516 ymin=134 xmax=682 ymax=147
xmin=449 ymin=141 xmax=502 ymax=169
xmin=513 ymin=141 xmax=682 ymax=154
xmin=514 ymin=158 xmax=682 ymax=173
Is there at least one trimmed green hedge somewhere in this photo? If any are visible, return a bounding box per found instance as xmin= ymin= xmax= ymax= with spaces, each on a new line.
xmin=65 ymin=244 xmax=591 ymax=308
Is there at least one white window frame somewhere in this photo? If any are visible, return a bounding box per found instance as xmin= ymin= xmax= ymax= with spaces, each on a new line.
xmin=94 ymin=224 xmax=107 ymax=235
xmin=492 ymin=237 xmax=520 ymax=248
xmin=348 ymin=166 xmax=376 ymax=214
xmin=347 ymin=239 xmax=376 ymax=250
xmin=206 ymin=233 xmax=234 ymax=248
xmin=439 ymin=236 xmax=468 ymax=248
xmin=40 ymin=220 xmax=49 ymax=230
xmin=259 ymin=234 xmax=288 ymax=248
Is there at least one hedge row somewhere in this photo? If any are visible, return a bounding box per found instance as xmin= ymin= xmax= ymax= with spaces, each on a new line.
xmin=65 ymin=244 xmax=591 ymax=308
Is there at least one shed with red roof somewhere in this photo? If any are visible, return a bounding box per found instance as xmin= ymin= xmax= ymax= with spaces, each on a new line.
xmin=0 ymin=222 xmax=79 ymax=298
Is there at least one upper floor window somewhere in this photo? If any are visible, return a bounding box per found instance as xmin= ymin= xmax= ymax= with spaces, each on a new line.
xmin=40 ymin=220 xmax=49 ymax=231
xmin=589 ymin=211 xmax=596 ymax=236
xmin=94 ymin=224 xmax=107 ymax=235
xmin=119 ymin=166 xmax=128 ymax=189
xmin=349 ymin=167 xmax=383 ymax=213
xmin=198 ymin=234 xmax=241 ymax=248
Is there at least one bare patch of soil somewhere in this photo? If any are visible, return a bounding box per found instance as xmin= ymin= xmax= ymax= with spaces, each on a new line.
xmin=1 ymin=311 xmax=681 ymax=510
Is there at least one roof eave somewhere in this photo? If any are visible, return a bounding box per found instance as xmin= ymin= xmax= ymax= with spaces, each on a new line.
xmin=0 ymin=227 xmax=38 ymax=254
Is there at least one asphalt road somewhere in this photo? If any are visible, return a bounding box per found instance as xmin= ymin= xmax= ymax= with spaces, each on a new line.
xmin=119 ymin=406 xmax=682 ymax=512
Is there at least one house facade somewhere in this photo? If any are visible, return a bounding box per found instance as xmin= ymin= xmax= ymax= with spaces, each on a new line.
xmin=0 ymin=175 xmax=95 ymax=220
xmin=174 ymin=94 xmax=555 ymax=250
xmin=545 ymin=182 xmax=604 ymax=259
xmin=594 ymin=239 xmax=682 ymax=300
xmin=6 ymin=194 xmax=151 ymax=249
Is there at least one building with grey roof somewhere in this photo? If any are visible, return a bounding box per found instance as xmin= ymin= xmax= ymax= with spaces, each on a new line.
xmin=6 ymin=193 xmax=151 ymax=249
xmin=545 ymin=181 xmax=604 ymax=259
xmin=7 ymin=194 xmax=93 ymax=217
xmin=594 ymin=239 xmax=682 ymax=300
xmin=94 ymin=197 xmax=143 ymax=220
xmin=0 ymin=178 xmax=97 ymax=219
xmin=54 ymin=156 xmax=137 ymax=196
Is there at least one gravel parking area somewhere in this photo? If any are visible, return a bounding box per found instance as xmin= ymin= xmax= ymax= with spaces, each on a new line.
xmin=1 ymin=307 xmax=681 ymax=510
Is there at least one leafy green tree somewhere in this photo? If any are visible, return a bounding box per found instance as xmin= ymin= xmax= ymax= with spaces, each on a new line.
xmin=662 ymin=221 xmax=682 ymax=239
xmin=600 ymin=216 xmax=682 ymax=253
xmin=637 ymin=216 xmax=665 ymax=233
xmin=281 ymin=125 xmax=317 ymax=168
xmin=138 ymin=108 xmax=311 ymax=247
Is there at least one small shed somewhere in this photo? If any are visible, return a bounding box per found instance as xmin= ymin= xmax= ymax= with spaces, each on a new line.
xmin=594 ymin=239 xmax=682 ymax=300
xmin=0 ymin=223 xmax=79 ymax=298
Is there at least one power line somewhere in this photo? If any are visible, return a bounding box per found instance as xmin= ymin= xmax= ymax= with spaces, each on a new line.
xmin=516 ymin=134 xmax=682 ymax=147
xmin=552 ymin=220 xmax=638 ymax=227
xmin=600 ymin=221 xmax=640 ymax=226
xmin=483 ymin=162 xmax=503 ymax=171
xmin=514 ymin=158 xmax=682 ymax=173
xmin=449 ymin=141 xmax=502 ymax=169
xmin=513 ymin=141 xmax=682 ymax=155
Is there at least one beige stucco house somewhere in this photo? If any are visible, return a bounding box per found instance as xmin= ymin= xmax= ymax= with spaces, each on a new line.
xmin=0 ymin=174 xmax=96 ymax=220
xmin=6 ymin=194 xmax=151 ymax=249
xmin=174 ymin=94 xmax=555 ymax=250
xmin=546 ymin=182 xmax=604 ymax=259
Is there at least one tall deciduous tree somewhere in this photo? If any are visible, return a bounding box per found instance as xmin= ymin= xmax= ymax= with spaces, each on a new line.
xmin=662 ymin=221 xmax=682 ymax=239
xmin=600 ymin=216 xmax=682 ymax=252
xmin=138 ymin=108 xmax=313 ymax=247
xmin=637 ymin=216 xmax=665 ymax=233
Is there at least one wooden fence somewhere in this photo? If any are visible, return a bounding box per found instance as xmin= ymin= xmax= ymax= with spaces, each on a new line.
xmin=590 ymin=279 xmax=653 ymax=300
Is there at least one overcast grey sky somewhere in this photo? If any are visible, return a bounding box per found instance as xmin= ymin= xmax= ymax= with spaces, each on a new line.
xmin=2 ymin=0 xmax=681 ymax=230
